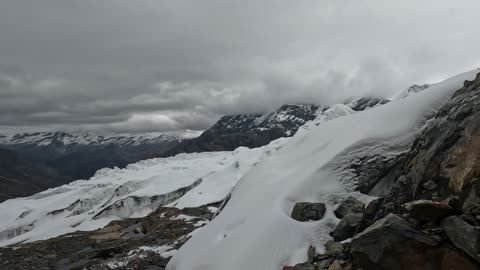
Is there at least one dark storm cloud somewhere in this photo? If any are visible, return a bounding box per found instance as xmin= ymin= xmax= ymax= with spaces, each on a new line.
xmin=0 ymin=0 xmax=479 ymax=134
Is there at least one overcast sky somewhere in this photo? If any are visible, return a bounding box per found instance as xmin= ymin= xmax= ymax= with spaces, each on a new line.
xmin=0 ymin=0 xmax=479 ymax=135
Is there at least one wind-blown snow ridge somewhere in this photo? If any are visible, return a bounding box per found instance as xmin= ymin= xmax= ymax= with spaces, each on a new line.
xmin=166 ymin=70 xmax=477 ymax=270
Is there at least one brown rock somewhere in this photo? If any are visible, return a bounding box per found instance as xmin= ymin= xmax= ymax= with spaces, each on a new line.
xmin=440 ymin=249 xmax=480 ymax=270
xmin=327 ymin=260 xmax=343 ymax=270
xmin=89 ymin=232 xmax=122 ymax=241
xmin=403 ymin=200 xmax=456 ymax=223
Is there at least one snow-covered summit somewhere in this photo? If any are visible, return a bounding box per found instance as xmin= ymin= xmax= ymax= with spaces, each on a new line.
xmin=204 ymin=104 xmax=322 ymax=137
xmin=390 ymin=83 xmax=431 ymax=100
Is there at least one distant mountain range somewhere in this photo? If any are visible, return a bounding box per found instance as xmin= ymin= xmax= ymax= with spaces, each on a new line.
xmin=0 ymin=133 xmax=182 ymax=202
xmin=0 ymin=97 xmax=390 ymax=202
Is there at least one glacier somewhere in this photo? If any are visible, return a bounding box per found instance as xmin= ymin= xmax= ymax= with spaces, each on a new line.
xmin=0 ymin=141 xmax=286 ymax=246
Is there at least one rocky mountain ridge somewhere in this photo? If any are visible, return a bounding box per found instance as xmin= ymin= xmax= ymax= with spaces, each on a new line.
xmin=283 ymin=73 xmax=480 ymax=270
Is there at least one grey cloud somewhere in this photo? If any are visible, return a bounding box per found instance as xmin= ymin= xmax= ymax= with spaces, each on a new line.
xmin=0 ymin=0 xmax=480 ymax=134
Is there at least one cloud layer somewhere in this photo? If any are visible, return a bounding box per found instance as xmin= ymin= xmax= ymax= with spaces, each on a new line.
xmin=1 ymin=0 xmax=479 ymax=134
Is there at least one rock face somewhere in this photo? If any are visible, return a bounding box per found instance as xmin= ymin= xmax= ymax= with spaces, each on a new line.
xmin=348 ymin=97 xmax=390 ymax=111
xmin=441 ymin=216 xmax=480 ymax=263
xmin=291 ymin=202 xmax=326 ymax=222
xmin=373 ymin=72 xmax=480 ymax=219
xmin=346 ymin=73 xmax=480 ymax=269
xmin=351 ymin=214 xmax=442 ymax=270
xmin=293 ymin=73 xmax=480 ymax=270
xmin=334 ymin=196 xmax=365 ymax=219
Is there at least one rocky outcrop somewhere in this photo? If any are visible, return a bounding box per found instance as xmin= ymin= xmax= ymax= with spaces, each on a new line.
xmin=0 ymin=206 xmax=216 ymax=270
xmin=402 ymin=199 xmax=456 ymax=223
xmin=291 ymin=202 xmax=326 ymax=222
xmin=288 ymin=72 xmax=480 ymax=270
xmin=350 ymin=214 xmax=441 ymax=270
xmin=348 ymin=97 xmax=390 ymax=111
xmin=334 ymin=196 xmax=365 ymax=219
xmin=373 ymin=73 xmax=480 ymax=219
xmin=441 ymin=216 xmax=480 ymax=263
xmin=332 ymin=213 xmax=363 ymax=242
xmin=347 ymin=73 xmax=480 ymax=269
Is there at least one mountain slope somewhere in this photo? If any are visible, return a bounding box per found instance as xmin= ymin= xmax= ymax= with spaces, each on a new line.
xmin=0 ymin=71 xmax=477 ymax=269
xmin=164 ymin=104 xmax=322 ymax=155
xmin=0 ymin=133 xmax=182 ymax=201
xmin=167 ymin=71 xmax=479 ymax=270
xmin=0 ymin=148 xmax=65 ymax=203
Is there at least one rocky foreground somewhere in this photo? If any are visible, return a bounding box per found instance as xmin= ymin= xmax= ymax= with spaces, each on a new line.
xmin=284 ymin=73 xmax=480 ymax=269
xmin=0 ymin=205 xmax=218 ymax=270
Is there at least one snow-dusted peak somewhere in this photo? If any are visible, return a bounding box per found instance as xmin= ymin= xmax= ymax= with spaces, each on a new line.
xmin=298 ymin=104 xmax=355 ymax=135
xmin=0 ymin=132 xmax=182 ymax=146
xmin=204 ymin=104 xmax=322 ymax=137
xmin=390 ymin=84 xmax=430 ymax=100
xmin=347 ymin=97 xmax=390 ymax=111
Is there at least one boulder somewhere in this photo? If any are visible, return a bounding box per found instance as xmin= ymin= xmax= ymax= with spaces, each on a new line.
xmin=291 ymin=202 xmax=326 ymax=222
xmin=282 ymin=263 xmax=315 ymax=270
xmin=351 ymin=213 xmax=441 ymax=270
xmin=355 ymin=197 xmax=384 ymax=234
xmin=327 ymin=260 xmax=343 ymax=270
xmin=441 ymin=216 xmax=480 ymax=263
xmin=332 ymin=212 xmax=363 ymax=241
xmin=294 ymin=262 xmax=316 ymax=270
xmin=403 ymin=200 xmax=456 ymax=223
xmin=325 ymin=241 xmax=344 ymax=258
xmin=334 ymin=196 xmax=365 ymax=219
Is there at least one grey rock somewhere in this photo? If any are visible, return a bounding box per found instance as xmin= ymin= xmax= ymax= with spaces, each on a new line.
xmin=316 ymin=258 xmax=333 ymax=270
xmin=325 ymin=241 xmax=344 ymax=258
xmin=291 ymin=202 xmax=326 ymax=222
xmin=332 ymin=212 xmax=363 ymax=241
xmin=351 ymin=214 xmax=438 ymax=270
xmin=334 ymin=196 xmax=365 ymax=219
xmin=441 ymin=216 xmax=480 ymax=263
xmin=422 ymin=180 xmax=438 ymax=190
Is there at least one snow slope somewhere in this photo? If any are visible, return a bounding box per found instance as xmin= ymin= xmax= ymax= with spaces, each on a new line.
xmin=0 ymin=140 xmax=287 ymax=247
xmin=167 ymin=71 xmax=477 ymax=270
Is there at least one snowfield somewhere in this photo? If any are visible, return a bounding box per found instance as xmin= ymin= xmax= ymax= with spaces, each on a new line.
xmin=0 ymin=70 xmax=476 ymax=269
xmin=166 ymin=70 xmax=477 ymax=270
xmin=0 ymin=139 xmax=287 ymax=246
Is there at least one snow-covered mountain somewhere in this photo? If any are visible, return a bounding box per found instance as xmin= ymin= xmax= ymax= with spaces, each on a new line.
xmin=0 ymin=132 xmax=181 ymax=146
xmin=1 ymin=71 xmax=477 ymax=269
xmin=164 ymin=104 xmax=326 ymax=155
xmin=390 ymin=83 xmax=431 ymax=100
xmin=166 ymin=71 xmax=477 ymax=270
xmin=0 ymin=133 xmax=184 ymax=202
xmin=0 ymin=103 xmax=361 ymax=247
xmin=204 ymin=104 xmax=322 ymax=136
